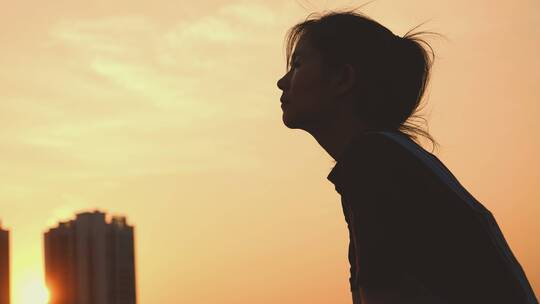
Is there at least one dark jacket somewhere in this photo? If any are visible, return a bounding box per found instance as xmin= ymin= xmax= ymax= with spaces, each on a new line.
xmin=327 ymin=130 xmax=538 ymax=303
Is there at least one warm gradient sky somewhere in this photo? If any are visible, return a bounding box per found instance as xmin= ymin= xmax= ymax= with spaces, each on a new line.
xmin=0 ymin=0 xmax=539 ymax=303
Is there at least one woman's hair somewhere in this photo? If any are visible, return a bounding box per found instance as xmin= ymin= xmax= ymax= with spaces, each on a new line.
xmin=284 ymin=9 xmax=441 ymax=152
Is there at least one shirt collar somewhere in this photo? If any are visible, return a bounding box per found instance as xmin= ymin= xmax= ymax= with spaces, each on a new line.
xmin=326 ymin=134 xmax=360 ymax=186
xmin=326 ymin=129 xmax=390 ymax=186
xmin=327 ymin=161 xmax=341 ymax=185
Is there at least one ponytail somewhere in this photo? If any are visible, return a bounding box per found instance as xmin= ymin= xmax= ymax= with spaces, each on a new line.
xmin=393 ymin=32 xmax=439 ymax=152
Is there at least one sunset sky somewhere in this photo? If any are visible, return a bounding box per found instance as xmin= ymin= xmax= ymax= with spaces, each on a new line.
xmin=0 ymin=0 xmax=539 ymax=303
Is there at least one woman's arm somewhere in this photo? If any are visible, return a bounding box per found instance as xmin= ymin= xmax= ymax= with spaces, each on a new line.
xmin=337 ymin=133 xmax=448 ymax=303
xmin=360 ymin=289 xmax=448 ymax=304
xmin=358 ymin=274 xmax=450 ymax=304
xmin=337 ymin=134 xmax=409 ymax=289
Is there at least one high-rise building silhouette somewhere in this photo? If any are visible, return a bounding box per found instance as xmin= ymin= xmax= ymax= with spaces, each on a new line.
xmin=0 ymin=222 xmax=9 ymax=304
xmin=44 ymin=211 xmax=136 ymax=304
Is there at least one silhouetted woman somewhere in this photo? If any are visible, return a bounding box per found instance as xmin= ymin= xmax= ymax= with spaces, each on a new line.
xmin=276 ymin=10 xmax=538 ymax=304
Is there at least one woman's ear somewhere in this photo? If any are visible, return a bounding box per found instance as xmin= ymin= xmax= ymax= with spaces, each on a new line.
xmin=334 ymin=64 xmax=356 ymax=96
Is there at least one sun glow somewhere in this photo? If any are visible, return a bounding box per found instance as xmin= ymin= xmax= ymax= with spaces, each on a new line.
xmin=18 ymin=275 xmax=49 ymax=304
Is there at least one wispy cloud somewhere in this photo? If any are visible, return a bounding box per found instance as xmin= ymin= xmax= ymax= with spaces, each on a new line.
xmin=1 ymin=1 xmax=288 ymax=184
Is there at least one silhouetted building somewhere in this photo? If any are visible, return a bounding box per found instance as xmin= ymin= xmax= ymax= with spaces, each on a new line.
xmin=44 ymin=211 xmax=136 ymax=304
xmin=0 ymin=222 xmax=9 ymax=304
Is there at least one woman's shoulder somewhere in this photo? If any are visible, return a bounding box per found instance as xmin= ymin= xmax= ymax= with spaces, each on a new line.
xmin=340 ymin=130 xmax=416 ymax=167
xmin=331 ymin=130 xmax=413 ymax=186
xmin=332 ymin=129 xmax=441 ymax=190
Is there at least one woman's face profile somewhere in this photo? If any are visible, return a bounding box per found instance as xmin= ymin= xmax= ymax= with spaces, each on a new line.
xmin=277 ymin=36 xmax=338 ymax=131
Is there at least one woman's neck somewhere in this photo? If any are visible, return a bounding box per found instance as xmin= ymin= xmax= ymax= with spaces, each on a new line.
xmin=308 ymin=116 xmax=367 ymax=162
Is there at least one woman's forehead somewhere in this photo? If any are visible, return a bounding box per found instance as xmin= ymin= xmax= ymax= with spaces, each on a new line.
xmin=293 ymin=37 xmax=318 ymax=59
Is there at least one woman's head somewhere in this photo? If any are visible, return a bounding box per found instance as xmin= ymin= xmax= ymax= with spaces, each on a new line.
xmin=277 ymin=10 xmax=438 ymax=150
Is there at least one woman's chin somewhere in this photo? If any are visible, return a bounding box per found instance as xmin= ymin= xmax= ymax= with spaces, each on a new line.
xmin=282 ymin=113 xmax=298 ymax=129
xmin=282 ymin=114 xmax=305 ymax=130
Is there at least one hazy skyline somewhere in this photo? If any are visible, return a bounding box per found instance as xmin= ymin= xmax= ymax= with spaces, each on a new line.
xmin=44 ymin=210 xmax=136 ymax=304
xmin=1 ymin=0 xmax=539 ymax=303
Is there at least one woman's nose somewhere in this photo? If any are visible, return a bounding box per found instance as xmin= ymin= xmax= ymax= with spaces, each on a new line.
xmin=277 ymin=73 xmax=289 ymax=91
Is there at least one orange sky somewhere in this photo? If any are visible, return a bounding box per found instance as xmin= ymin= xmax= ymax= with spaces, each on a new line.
xmin=0 ymin=0 xmax=539 ymax=303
